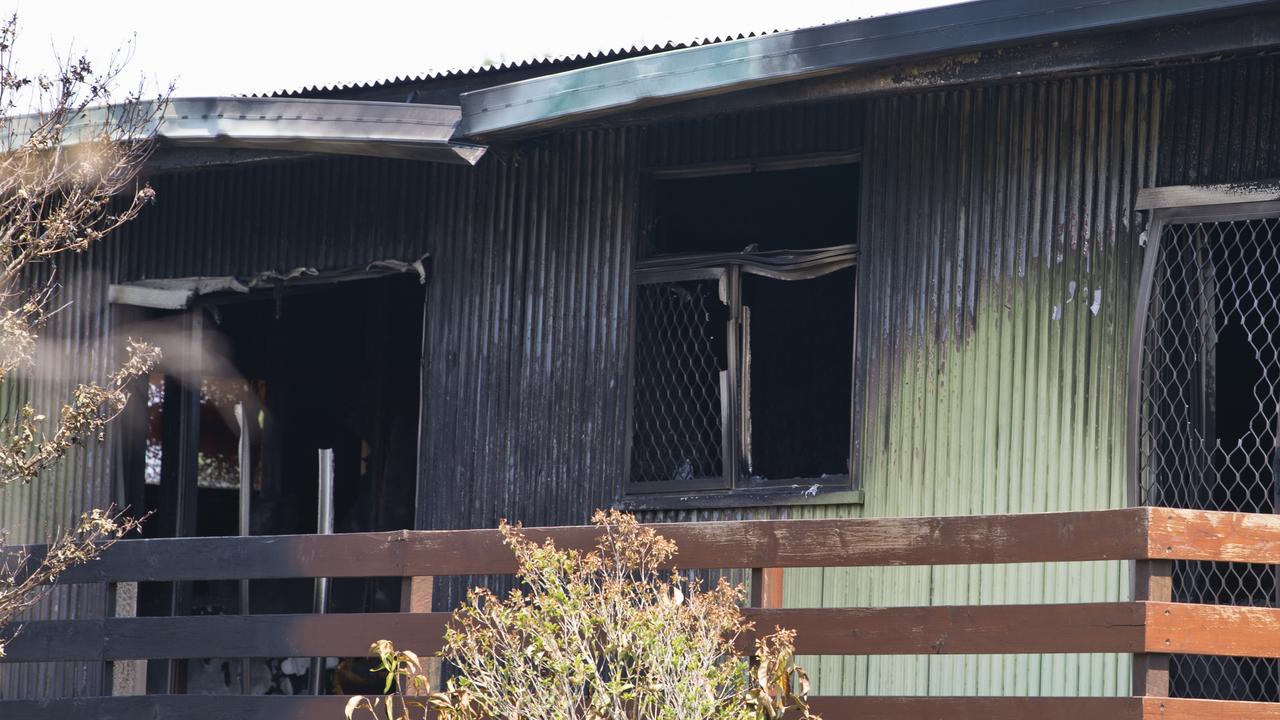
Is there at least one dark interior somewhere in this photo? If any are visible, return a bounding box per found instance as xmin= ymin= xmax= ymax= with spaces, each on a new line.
xmin=648 ymin=163 xmax=858 ymax=255
xmin=647 ymin=162 xmax=858 ymax=484
xmin=124 ymin=274 xmax=424 ymax=693
xmin=742 ymin=268 xmax=855 ymax=481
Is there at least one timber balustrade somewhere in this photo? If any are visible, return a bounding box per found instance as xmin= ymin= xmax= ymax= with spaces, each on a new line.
xmin=4 ymin=506 xmax=1280 ymax=718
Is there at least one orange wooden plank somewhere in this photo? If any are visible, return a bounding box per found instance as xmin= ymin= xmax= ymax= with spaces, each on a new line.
xmin=1142 ymin=697 xmax=1280 ymax=719
xmin=1147 ymin=508 xmax=1280 ymax=564
xmin=1146 ymin=601 xmax=1280 ymax=658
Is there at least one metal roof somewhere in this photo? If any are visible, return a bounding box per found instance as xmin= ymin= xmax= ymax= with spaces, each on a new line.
xmin=457 ymin=0 xmax=1279 ymax=137
xmin=268 ymin=33 xmax=774 ymax=100
xmin=16 ymin=96 xmax=485 ymax=166
xmin=157 ymin=97 xmax=484 ymax=164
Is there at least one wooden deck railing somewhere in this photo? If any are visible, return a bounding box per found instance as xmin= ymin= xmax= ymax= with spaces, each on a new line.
xmin=4 ymin=506 xmax=1280 ymax=718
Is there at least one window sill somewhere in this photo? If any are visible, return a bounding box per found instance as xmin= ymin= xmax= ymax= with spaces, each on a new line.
xmin=614 ymin=486 xmax=864 ymax=512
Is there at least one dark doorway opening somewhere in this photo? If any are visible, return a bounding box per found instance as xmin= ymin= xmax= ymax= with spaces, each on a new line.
xmin=118 ymin=273 xmax=425 ymax=694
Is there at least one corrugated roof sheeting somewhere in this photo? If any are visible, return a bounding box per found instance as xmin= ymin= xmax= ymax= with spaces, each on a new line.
xmin=270 ymin=33 xmax=774 ymax=99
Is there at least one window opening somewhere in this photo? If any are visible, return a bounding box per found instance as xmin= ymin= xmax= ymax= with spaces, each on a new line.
xmin=742 ymin=269 xmax=854 ymax=481
xmin=631 ymin=161 xmax=859 ymax=495
xmin=1135 ymin=210 xmax=1280 ymax=702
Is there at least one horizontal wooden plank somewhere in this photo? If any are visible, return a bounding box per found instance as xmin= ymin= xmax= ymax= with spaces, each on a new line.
xmin=31 ymin=508 xmax=1150 ymax=584
xmin=0 ymin=695 xmax=350 ymax=720
xmin=7 ymin=694 xmax=1275 ymax=720
xmin=810 ymin=696 xmax=1142 ymax=719
xmin=6 ymin=602 xmax=1149 ymax=662
xmin=1148 ymin=508 xmax=1280 ymax=564
xmin=1 ymin=612 xmax=450 ymax=662
xmin=0 ymin=695 xmax=1153 ymax=720
xmin=19 ymin=600 xmax=1280 ymax=666
xmin=747 ymin=603 xmax=1147 ymax=656
xmin=1148 ymin=602 xmax=1280 ymax=658
xmin=814 ymin=697 xmax=1280 ymax=719
xmin=1143 ymin=697 xmax=1280 ymax=719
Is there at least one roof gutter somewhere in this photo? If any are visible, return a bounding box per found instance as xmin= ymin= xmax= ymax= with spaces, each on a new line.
xmin=21 ymin=96 xmax=486 ymax=166
xmin=459 ymin=0 xmax=1275 ymax=137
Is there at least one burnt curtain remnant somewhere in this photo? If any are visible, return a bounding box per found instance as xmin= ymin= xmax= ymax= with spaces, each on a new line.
xmin=629 ymin=162 xmax=858 ymax=494
xmin=1138 ymin=212 xmax=1280 ymax=701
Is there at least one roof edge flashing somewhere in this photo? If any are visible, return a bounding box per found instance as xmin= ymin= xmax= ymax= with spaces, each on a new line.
xmin=458 ymin=0 xmax=1275 ymax=137
xmin=7 ymin=96 xmax=487 ymax=167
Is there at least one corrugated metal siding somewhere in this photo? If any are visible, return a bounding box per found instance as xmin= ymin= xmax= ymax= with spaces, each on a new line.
xmin=429 ymin=100 xmax=866 ymax=609
xmin=421 ymin=129 xmax=639 ymax=612
xmin=784 ymin=71 xmax=1165 ymax=696
xmin=1 ymin=101 xmax=867 ymax=693
xmin=0 ymin=255 xmax=115 ymax=699
xmin=784 ymin=55 xmax=1280 ymax=697
xmin=1158 ymin=54 xmax=1280 ymax=185
xmin=4 ymin=52 xmax=1279 ymax=701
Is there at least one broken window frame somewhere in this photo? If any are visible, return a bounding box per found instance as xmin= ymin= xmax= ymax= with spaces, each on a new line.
xmin=1128 ymin=190 xmax=1280 ymax=506
xmin=629 ymin=266 xmax=738 ymax=493
xmin=1127 ymin=186 xmax=1280 ymax=703
xmin=627 ymin=246 xmax=858 ymax=496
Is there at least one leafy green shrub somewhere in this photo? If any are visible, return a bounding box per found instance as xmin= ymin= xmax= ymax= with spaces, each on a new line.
xmin=348 ymin=510 xmax=817 ymax=720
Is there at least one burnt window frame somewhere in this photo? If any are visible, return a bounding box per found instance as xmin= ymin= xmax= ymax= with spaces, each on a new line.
xmin=1127 ymin=185 xmax=1280 ymax=704
xmin=624 ymin=151 xmax=863 ymax=503
xmin=1128 ymin=187 xmax=1280 ymax=507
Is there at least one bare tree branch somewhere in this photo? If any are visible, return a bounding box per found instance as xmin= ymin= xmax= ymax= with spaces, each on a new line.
xmin=0 ymin=13 xmax=170 ymax=656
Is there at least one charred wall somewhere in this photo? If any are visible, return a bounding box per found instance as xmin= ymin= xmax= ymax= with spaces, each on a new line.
xmin=0 ymin=100 xmax=863 ymax=697
xmin=3 ymin=50 xmax=1279 ymax=699
xmin=790 ymin=53 xmax=1280 ymax=697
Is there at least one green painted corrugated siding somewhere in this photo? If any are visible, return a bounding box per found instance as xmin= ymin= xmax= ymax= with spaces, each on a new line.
xmin=0 ymin=256 xmax=116 ymax=698
xmin=785 ymin=69 xmax=1165 ymax=697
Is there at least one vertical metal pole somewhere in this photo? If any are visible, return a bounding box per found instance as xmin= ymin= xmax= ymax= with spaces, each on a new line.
xmin=235 ymin=402 xmax=253 ymax=694
xmin=161 ymin=308 xmax=202 ymax=694
xmin=310 ymin=448 xmax=335 ymax=695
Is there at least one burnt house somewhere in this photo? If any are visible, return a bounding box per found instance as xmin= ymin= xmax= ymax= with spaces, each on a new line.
xmin=5 ymin=0 xmax=1280 ymax=709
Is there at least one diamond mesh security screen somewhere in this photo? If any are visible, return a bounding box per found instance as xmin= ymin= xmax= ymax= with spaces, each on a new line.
xmin=1137 ymin=215 xmax=1280 ymax=701
xmin=630 ymin=277 xmax=728 ymax=490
